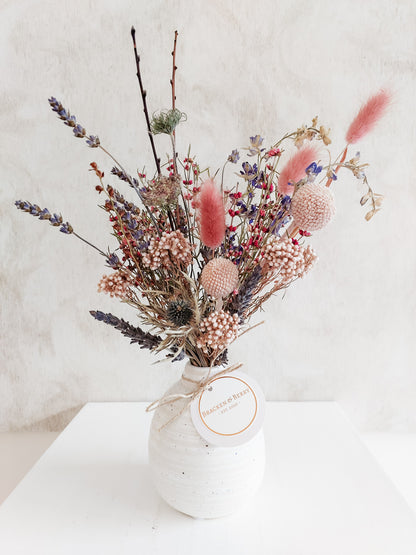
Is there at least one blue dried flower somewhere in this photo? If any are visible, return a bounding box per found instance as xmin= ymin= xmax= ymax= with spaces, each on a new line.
xmin=247 ymin=135 xmax=265 ymax=156
xmin=240 ymin=162 xmax=261 ymax=186
xmin=228 ymin=149 xmax=240 ymax=164
xmin=306 ymin=162 xmax=322 ymax=175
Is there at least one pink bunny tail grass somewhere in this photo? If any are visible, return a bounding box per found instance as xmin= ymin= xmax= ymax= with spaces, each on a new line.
xmin=198 ymin=178 xmax=226 ymax=249
xmin=346 ymin=89 xmax=391 ymax=144
xmin=278 ymin=145 xmax=319 ymax=196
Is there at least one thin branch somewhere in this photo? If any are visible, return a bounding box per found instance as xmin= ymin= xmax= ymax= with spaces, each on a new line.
xmin=171 ymin=31 xmax=178 ymax=114
xmin=131 ymin=26 xmax=161 ymax=176
xmin=170 ymin=30 xmax=179 ymax=173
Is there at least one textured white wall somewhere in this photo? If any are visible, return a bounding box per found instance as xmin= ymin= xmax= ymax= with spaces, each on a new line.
xmin=1 ymin=0 xmax=415 ymax=432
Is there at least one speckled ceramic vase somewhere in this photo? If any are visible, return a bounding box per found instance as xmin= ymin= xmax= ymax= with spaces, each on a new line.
xmin=148 ymin=362 xmax=265 ymax=519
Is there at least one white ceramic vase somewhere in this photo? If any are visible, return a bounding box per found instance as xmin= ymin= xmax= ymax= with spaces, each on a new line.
xmin=148 ymin=361 xmax=265 ymax=519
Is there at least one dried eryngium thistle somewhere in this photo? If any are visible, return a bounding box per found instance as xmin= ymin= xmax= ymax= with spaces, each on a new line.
xmin=167 ymin=298 xmax=193 ymax=327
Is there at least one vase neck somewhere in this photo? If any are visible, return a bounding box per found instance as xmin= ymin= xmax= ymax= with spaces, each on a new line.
xmin=181 ymin=362 xmax=223 ymax=384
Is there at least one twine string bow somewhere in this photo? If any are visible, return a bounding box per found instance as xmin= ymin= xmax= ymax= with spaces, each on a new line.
xmin=146 ymin=362 xmax=243 ymax=431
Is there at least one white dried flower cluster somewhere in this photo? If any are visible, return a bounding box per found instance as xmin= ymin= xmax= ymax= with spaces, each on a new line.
xmin=261 ymin=239 xmax=317 ymax=284
xmin=142 ymin=230 xmax=192 ymax=270
xmin=196 ymin=310 xmax=239 ymax=354
xmin=97 ymin=271 xmax=133 ymax=299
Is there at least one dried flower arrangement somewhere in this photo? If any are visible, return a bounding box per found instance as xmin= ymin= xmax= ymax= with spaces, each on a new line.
xmin=15 ymin=28 xmax=389 ymax=368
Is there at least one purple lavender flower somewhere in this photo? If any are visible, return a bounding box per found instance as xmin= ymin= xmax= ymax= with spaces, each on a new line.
xmin=73 ymin=124 xmax=86 ymax=138
xmin=15 ymin=200 xmax=74 ymax=234
xmin=106 ymin=253 xmax=120 ymax=268
xmin=38 ymin=208 xmax=51 ymax=220
xmin=89 ymin=310 xmax=184 ymax=361
xmin=86 ymin=135 xmax=100 ymax=148
xmin=48 ymin=97 xmax=100 ymax=148
xmin=60 ymin=222 xmax=73 ymax=234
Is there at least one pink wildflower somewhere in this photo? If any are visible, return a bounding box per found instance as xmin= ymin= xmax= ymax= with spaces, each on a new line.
xmin=267 ymin=147 xmax=281 ymax=157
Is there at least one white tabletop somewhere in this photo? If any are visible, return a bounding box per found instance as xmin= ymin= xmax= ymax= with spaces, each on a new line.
xmin=1 ymin=402 xmax=415 ymax=554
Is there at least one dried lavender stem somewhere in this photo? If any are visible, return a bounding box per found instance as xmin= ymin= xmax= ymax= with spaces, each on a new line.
xmin=72 ymin=232 xmax=107 ymax=256
xmin=98 ymin=145 xmax=161 ymax=236
xmin=131 ymin=26 xmax=161 ymax=176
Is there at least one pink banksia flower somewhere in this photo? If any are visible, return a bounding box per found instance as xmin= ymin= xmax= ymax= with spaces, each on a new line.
xmin=278 ymin=146 xmax=319 ymax=195
xmin=200 ymin=257 xmax=239 ymax=299
xmin=346 ymin=89 xmax=391 ymax=145
xmin=198 ymin=179 xmax=226 ymax=249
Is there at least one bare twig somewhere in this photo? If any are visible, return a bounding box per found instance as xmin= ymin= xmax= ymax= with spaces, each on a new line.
xmin=131 ymin=26 xmax=161 ymax=176
xmin=171 ymin=30 xmax=178 ymax=113
xmin=170 ymin=30 xmax=179 ymax=174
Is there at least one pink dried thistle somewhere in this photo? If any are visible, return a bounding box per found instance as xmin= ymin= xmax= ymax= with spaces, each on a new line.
xmin=346 ymin=89 xmax=391 ymax=144
xmin=291 ymin=182 xmax=336 ymax=232
xmin=277 ymin=145 xmax=319 ymax=196
xmin=198 ymin=178 xmax=226 ymax=249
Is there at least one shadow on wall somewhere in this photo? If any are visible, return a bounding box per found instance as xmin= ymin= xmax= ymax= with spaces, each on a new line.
xmin=14 ymin=405 xmax=84 ymax=432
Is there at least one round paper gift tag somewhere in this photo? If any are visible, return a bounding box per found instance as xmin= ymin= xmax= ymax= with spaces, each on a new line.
xmin=190 ymin=371 xmax=265 ymax=447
